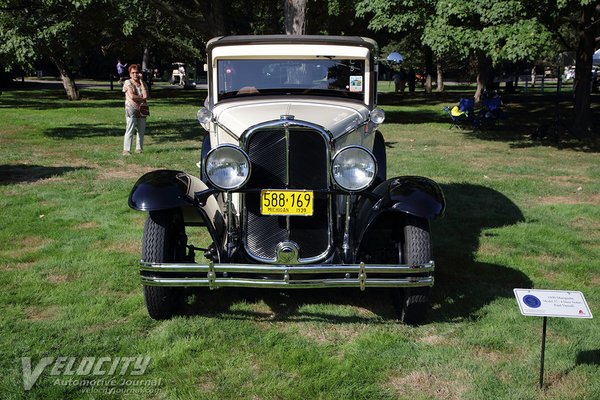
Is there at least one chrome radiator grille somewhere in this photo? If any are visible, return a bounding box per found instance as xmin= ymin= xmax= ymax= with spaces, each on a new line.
xmin=243 ymin=124 xmax=330 ymax=262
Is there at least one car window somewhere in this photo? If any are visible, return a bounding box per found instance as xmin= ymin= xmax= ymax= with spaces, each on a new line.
xmin=217 ymin=59 xmax=365 ymax=101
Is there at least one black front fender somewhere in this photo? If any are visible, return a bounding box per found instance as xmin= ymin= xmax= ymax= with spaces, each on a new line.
xmin=128 ymin=170 xmax=200 ymax=211
xmin=355 ymin=176 xmax=445 ymax=253
xmin=371 ymin=176 xmax=446 ymax=220
xmin=128 ymin=170 xmax=226 ymax=248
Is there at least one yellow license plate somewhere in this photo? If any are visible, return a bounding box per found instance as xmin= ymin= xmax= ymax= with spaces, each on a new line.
xmin=260 ymin=190 xmax=313 ymax=216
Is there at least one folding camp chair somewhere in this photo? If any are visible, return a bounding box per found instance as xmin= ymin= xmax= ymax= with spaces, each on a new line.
xmin=444 ymin=98 xmax=475 ymax=129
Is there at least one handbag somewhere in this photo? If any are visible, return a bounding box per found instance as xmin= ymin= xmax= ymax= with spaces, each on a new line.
xmin=139 ymin=103 xmax=150 ymax=117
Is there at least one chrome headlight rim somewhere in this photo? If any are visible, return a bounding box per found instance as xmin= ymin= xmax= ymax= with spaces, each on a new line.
xmin=370 ymin=108 xmax=385 ymax=124
xmin=331 ymin=145 xmax=377 ymax=192
xmin=203 ymin=144 xmax=251 ymax=191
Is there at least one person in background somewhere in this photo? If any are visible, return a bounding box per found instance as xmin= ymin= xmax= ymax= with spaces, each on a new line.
xmin=178 ymin=64 xmax=187 ymax=86
xmin=398 ymin=67 xmax=407 ymax=93
xmin=530 ymin=65 xmax=536 ymax=88
xmin=122 ymin=64 xmax=149 ymax=155
xmin=116 ymin=59 xmax=127 ymax=83
xmin=392 ymin=71 xmax=401 ymax=92
xmin=407 ymin=67 xmax=416 ymax=93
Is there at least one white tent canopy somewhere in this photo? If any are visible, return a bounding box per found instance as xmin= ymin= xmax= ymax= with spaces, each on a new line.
xmin=593 ymin=49 xmax=600 ymax=65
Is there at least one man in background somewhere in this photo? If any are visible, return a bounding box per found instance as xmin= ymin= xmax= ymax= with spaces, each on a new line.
xmin=116 ymin=59 xmax=127 ymax=83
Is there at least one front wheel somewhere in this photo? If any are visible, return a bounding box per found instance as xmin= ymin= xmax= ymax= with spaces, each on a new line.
xmin=392 ymin=216 xmax=432 ymax=324
xmin=142 ymin=209 xmax=187 ymax=320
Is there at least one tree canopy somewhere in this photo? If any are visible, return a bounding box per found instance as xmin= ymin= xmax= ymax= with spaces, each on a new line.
xmin=0 ymin=0 xmax=221 ymax=98
xmin=357 ymin=0 xmax=559 ymax=98
xmin=0 ymin=0 xmax=119 ymax=99
xmin=356 ymin=0 xmax=599 ymax=134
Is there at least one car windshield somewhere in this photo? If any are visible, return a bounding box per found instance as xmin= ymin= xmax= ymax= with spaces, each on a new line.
xmin=217 ymin=59 xmax=365 ymax=101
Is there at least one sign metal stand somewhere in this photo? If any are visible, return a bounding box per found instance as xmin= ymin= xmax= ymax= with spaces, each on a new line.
xmin=539 ymin=316 xmax=547 ymax=388
xmin=514 ymin=289 xmax=592 ymax=390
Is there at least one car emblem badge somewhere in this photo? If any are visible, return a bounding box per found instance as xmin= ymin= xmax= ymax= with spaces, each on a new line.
xmin=276 ymin=241 xmax=300 ymax=264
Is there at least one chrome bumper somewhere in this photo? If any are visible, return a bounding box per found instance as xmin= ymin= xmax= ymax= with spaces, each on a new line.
xmin=140 ymin=261 xmax=434 ymax=290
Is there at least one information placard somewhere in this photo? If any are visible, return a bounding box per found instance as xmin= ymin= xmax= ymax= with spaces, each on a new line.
xmin=514 ymin=289 xmax=593 ymax=319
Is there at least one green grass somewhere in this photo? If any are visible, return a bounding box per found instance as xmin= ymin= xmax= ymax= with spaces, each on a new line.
xmin=1 ymin=83 xmax=599 ymax=399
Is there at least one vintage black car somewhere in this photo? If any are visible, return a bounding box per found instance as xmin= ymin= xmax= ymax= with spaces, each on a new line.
xmin=128 ymin=35 xmax=446 ymax=323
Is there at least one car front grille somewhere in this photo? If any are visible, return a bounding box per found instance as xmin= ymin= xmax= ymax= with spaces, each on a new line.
xmin=243 ymin=123 xmax=331 ymax=262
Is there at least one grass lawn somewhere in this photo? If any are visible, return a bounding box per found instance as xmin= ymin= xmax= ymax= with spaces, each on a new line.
xmin=0 ymin=82 xmax=599 ymax=399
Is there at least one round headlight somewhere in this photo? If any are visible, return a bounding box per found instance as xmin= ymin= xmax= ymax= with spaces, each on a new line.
xmin=204 ymin=145 xmax=250 ymax=190
xmin=370 ymin=108 xmax=385 ymax=124
xmin=331 ymin=146 xmax=376 ymax=192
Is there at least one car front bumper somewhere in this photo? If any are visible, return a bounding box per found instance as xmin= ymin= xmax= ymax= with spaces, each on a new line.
xmin=140 ymin=261 xmax=434 ymax=290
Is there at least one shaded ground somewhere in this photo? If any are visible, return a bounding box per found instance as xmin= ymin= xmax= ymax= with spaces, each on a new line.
xmin=0 ymin=164 xmax=90 ymax=185
xmin=380 ymin=90 xmax=600 ymax=152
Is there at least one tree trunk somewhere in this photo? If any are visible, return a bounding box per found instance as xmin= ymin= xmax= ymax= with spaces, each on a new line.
xmin=211 ymin=0 xmax=226 ymax=36
xmin=572 ymin=3 xmax=599 ymax=136
xmin=50 ymin=56 xmax=79 ymax=100
xmin=436 ymin=59 xmax=444 ymax=92
xmin=424 ymin=46 xmax=433 ymax=93
xmin=284 ymin=0 xmax=307 ymax=35
xmin=198 ymin=0 xmax=225 ymax=37
xmin=142 ymin=47 xmax=150 ymax=71
xmin=475 ymin=52 xmax=492 ymax=103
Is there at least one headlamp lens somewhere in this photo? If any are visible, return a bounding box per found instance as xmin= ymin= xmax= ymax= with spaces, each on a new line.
xmin=332 ymin=146 xmax=376 ymax=191
xmin=205 ymin=145 xmax=250 ymax=190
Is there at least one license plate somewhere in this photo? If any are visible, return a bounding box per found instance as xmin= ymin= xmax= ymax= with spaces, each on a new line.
xmin=260 ymin=190 xmax=313 ymax=216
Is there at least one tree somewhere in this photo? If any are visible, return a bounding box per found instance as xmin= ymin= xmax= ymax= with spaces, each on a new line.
xmin=230 ymin=0 xmax=283 ymax=34
xmin=0 ymin=0 xmax=224 ymax=99
xmin=523 ymin=0 xmax=599 ymax=136
xmin=285 ymin=0 xmax=307 ymax=34
xmin=570 ymin=1 xmax=599 ymax=135
xmin=423 ymin=0 xmax=558 ymax=102
xmin=0 ymin=0 xmax=118 ymax=99
xmin=305 ymin=0 xmax=372 ymax=36
xmin=357 ymin=0 xmax=567 ymax=101
xmin=356 ymin=0 xmax=438 ymax=93
xmin=120 ymin=0 xmax=213 ymax=72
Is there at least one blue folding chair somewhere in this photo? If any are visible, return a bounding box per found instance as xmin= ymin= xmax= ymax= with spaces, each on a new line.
xmin=444 ymin=98 xmax=475 ymax=129
xmin=478 ymin=95 xmax=504 ymax=129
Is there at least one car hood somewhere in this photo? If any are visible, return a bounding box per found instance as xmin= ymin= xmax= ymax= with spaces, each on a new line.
xmin=212 ymin=98 xmax=371 ymax=139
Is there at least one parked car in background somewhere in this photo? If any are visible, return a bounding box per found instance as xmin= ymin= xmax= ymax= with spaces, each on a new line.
xmin=128 ymin=35 xmax=446 ymax=323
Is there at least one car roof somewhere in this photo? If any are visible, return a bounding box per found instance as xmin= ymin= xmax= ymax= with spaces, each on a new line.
xmin=206 ymin=35 xmax=377 ymax=53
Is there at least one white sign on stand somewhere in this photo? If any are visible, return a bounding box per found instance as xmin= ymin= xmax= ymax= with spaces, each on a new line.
xmin=514 ymin=288 xmax=593 ymax=389
xmin=514 ymin=289 xmax=593 ymax=318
